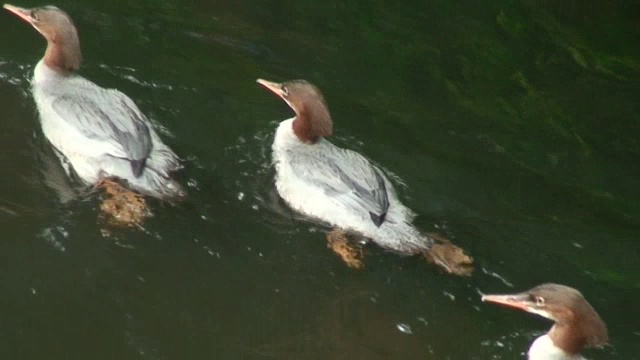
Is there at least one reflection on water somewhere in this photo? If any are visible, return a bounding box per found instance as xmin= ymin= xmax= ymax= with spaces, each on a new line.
xmin=0 ymin=0 xmax=637 ymax=359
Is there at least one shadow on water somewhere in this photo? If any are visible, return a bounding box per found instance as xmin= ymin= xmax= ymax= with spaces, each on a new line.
xmin=0 ymin=0 xmax=638 ymax=359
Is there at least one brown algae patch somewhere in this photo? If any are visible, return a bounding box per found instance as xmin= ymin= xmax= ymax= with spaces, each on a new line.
xmin=424 ymin=233 xmax=474 ymax=276
xmin=97 ymin=178 xmax=151 ymax=229
xmin=326 ymin=229 xmax=364 ymax=269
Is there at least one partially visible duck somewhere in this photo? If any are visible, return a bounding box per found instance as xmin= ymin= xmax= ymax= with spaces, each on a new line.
xmin=257 ymin=78 xmax=455 ymax=256
xmin=482 ymin=283 xmax=609 ymax=359
xmin=3 ymin=4 xmax=184 ymax=198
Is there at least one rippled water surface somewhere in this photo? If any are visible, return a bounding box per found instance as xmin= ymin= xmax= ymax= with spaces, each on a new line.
xmin=1 ymin=1 xmax=639 ymax=358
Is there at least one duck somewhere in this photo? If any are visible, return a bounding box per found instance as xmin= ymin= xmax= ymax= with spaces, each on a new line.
xmin=257 ymin=78 xmax=466 ymax=260
xmin=3 ymin=4 xmax=184 ymax=199
xmin=482 ymin=283 xmax=609 ymax=359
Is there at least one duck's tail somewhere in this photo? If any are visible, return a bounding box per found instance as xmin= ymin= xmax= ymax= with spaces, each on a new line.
xmin=126 ymin=166 xmax=186 ymax=200
xmin=372 ymin=224 xmax=474 ymax=275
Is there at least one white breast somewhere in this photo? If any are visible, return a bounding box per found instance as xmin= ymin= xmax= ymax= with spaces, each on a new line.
xmin=528 ymin=335 xmax=585 ymax=360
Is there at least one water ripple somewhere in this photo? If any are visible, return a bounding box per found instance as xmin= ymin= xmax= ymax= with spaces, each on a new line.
xmin=0 ymin=60 xmax=33 ymax=87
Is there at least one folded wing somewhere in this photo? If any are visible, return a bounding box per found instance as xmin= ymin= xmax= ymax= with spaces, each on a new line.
xmin=290 ymin=145 xmax=390 ymax=227
xmin=50 ymin=88 xmax=152 ymax=177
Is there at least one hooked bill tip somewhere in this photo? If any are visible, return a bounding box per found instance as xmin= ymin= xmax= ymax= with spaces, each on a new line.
xmin=481 ymin=294 xmax=530 ymax=311
xmin=256 ymin=78 xmax=275 ymax=86
xmin=482 ymin=294 xmax=507 ymax=302
xmin=4 ymin=4 xmax=21 ymax=11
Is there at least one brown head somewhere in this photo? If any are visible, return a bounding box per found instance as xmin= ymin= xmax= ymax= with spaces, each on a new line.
xmin=257 ymin=79 xmax=333 ymax=144
xmin=482 ymin=283 xmax=609 ymax=355
xmin=4 ymin=4 xmax=81 ymax=73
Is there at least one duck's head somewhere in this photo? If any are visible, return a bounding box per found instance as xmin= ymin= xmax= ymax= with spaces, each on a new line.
xmin=4 ymin=4 xmax=81 ymax=72
xmin=482 ymin=283 xmax=608 ymax=354
xmin=257 ymin=78 xmax=333 ymax=144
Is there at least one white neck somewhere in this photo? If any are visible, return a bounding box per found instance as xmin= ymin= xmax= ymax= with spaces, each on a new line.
xmin=274 ymin=118 xmax=301 ymax=146
xmin=528 ymin=335 xmax=585 ymax=360
xmin=33 ymin=59 xmax=67 ymax=84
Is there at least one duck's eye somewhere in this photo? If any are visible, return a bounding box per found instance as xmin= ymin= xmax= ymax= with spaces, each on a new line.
xmin=281 ymin=85 xmax=289 ymax=97
xmin=30 ymin=10 xmax=40 ymax=22
xmin=535 ymin=296 xmax=545 ymax=306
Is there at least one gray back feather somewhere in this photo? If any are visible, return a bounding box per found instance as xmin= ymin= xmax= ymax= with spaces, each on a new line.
xmin=50 ymin=87 xmax=152 ymax=162
xmin=289 ymin=141 xmax=390 ymax=225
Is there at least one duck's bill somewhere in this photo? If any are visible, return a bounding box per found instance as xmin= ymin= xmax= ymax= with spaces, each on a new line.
xmin=3 ymin=4 xmax=32 ymax=23
xmin=256 ymin=78 xmax=285 ymax=97
xmin=481 ymin=293 xmax=530 ymax=311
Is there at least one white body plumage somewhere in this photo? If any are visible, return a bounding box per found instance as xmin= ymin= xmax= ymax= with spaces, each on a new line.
xmin=272 ymin=118 xmax=431 ymax=254
xmin=32 ymin=60 xmax=183 ymax=198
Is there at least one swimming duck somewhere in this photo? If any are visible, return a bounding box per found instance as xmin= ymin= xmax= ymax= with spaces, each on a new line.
xmin=257 ymin=79 xmax=469 ymax=264
xmin=3 ymin=4 xmax=184 ymax=198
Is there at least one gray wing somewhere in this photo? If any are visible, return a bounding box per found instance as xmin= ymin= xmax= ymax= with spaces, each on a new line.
xmin=51 ymin=89 xmax=152 ymax=176
xmin=290 ymin=147 xmax=390 ymax=227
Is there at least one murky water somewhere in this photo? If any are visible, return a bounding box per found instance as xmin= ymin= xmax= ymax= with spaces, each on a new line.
xmin=0 ymin=1 xmax=638 ymax=358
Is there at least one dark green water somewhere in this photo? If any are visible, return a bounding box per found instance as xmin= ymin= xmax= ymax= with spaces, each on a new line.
xmin=1 ymin=0 xmax=639 ymax=358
